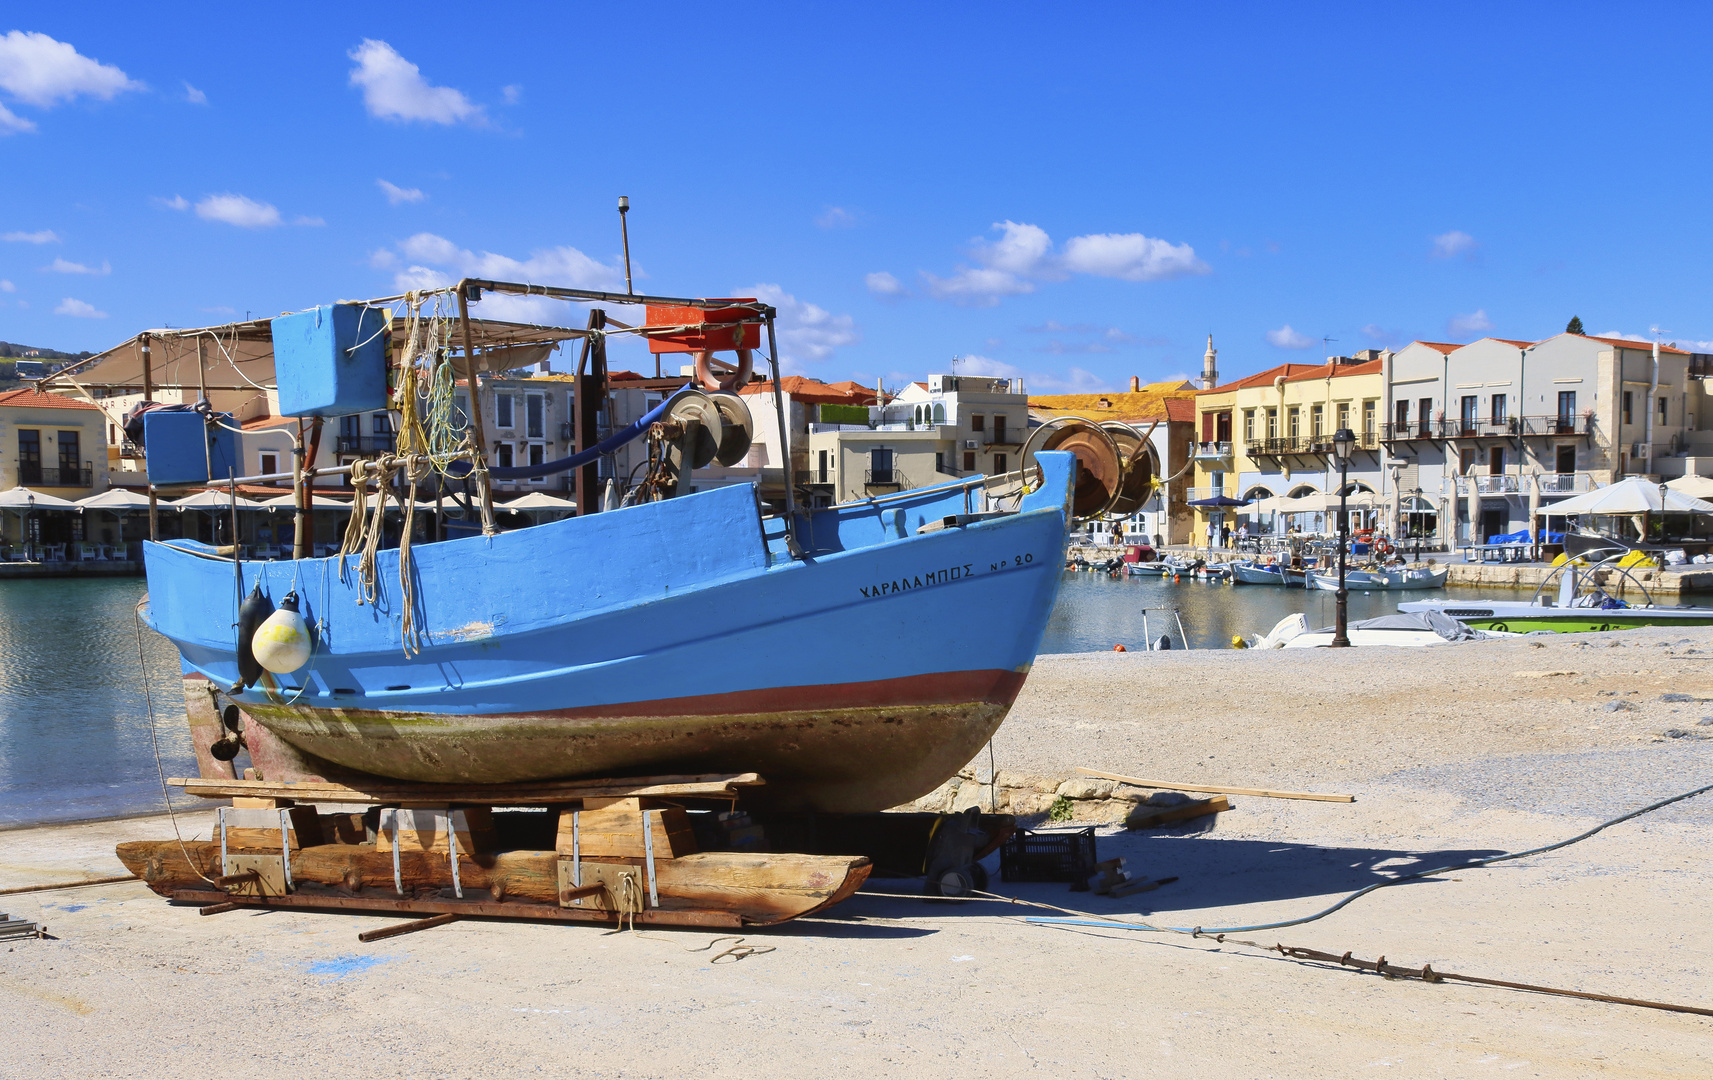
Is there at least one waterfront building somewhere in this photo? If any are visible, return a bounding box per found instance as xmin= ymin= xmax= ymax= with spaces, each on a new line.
xmin=1029 ymin=377 xmax=1199 ymax=546
xmin=0 ymin=388 xmax=110 ymax=552
xmin=1382 ymin=334 xmax=1713 ymax=545
xmin=805 ymin=373 xmax=1027 ymax=506
xmin=1193 ymin=354 xmax=1389 ymax=546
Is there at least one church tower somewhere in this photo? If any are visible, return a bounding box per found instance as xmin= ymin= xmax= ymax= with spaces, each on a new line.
xmin=1200 ymin=334 xmax=1218 ymax=389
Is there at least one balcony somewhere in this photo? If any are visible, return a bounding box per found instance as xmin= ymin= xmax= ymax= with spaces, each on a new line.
xmin=1386 ymin=416 xmax=1592 ymax=440
xmin=1519 ymin=415 xmax=1588 ymax=436
xmin=1193 ymin=440 xmax=1232 ymax=461
xmin=336 ymin=435 xmax=397 ymax=455
xmin=1455 ymin=474 xmax=1521 ymax=494
xmin=1382 ymin=421 xmax=1440 ymax=442
xmin=864 ymin=468 xmax=901 ymax=487
xmin=1538 ymin=472 xmax=1593 ymax=494
xmin=1453 ymin=473 xmax=1594 ymax=496
xmin=18 ymin=464 xmax=94 ymax=488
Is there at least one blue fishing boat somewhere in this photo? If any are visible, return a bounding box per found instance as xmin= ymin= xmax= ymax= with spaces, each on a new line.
xmin=59 ymin=279 xmax=1115 ymax=814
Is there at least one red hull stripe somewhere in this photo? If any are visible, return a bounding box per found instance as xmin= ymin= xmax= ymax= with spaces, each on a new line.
xmin=540 ymin=669 xmax=1029 ymax=720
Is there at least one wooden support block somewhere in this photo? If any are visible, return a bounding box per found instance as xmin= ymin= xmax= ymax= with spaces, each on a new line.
xmin=223 ymin=805 xmax=323 ymax=850
xmin=232 ymin=796 xmax=283 ymax=809
xmin=375 ymin=807 xmax=496 ymax=855
xmin=1124 ymin=796 xmax=1230 ymax=831
xmin=220 ymin=854 xmax=287 ymax=897
xmin=556 ymin=807 xmax=697 ymax=860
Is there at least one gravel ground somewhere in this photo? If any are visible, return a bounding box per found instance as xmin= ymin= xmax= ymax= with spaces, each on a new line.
xmin=3 ymin=625 xmax=1712 ymax=1078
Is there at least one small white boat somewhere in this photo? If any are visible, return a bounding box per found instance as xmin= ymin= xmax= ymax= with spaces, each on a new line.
xmin=1231 ymin=560 xmax=1287 ymax=585
xmin=1308 ymin=565 xmax=1448 ymax=591
xmin=1259 ymin=611 xmax=1516 ymax=648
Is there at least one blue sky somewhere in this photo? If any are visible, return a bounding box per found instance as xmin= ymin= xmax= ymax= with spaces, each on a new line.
xmin=3 ymin=4 xmax=1711 ymax=391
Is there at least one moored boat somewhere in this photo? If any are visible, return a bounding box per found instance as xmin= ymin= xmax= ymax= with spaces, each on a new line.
xmin=1398 ymin=597 xmax=1713 ymax=633
xmin=1308 ymin=565 xmax=1448 ymax=591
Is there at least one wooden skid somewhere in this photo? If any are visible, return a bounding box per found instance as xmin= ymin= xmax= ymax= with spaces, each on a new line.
xmin=170 ymin=889 xmax=745 ymax=928
xmin=168 ymin=772 xmax=764 ymax=806
xmin=119 ymin=840 xmax=871 ymax=927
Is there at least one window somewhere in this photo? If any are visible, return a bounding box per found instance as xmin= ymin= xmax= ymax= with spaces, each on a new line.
xmin=932 ymin=403 xmax=946 ymax=424
xmin=1395 ymin=400 xmax=1409 ymax=430
xmin=1337 ymin=402 xmax=1350 ymax=432
xmin=1211 ymin=470 xmax=1225 ymax=494
xmin=1490 ymin=394 xmax=1506 ymax=424
xmin=1243 ymin=410 xmax=1255 ymax=443
xmin=970 ymin=414 xmax=985 ymax=432
xmin=869 ymin=447 xmax=894 ymax=483
xmin=496 ymin=443 xmax=514 ymax=468
xmin=1488 ymin=446 xmax=1505 ymax=475
xmin=1556 ymin=445 xmax=1576 ymax=475
xmin=1362 ymin=400 xmax=1376 ymax=435
xmin=817 ymin=450 xmax=829 ymax=483
xmin=1460 ymin=395 xmax=1478 ymax=428
xmin=1660 ymin=396 xmax=1669 ymax=423
xmin=963 ymin=450 xmax=976 ymax=471
xmin=993 ymin=414 xmax=1007 ymax=444
xmin=1311 ymin=404 xmax=1323 ymax=437
xmin=340 ymin=415 xmax=361 ymax=441
xmin=1202 ymin=413 xmax=1216 ymax=441
xmin=994 ymin=453 xmax=1008 ymax=474
xmin=1459 ymin=449 xmax=1475 ymax=474
xmin=17 ymin=430 xmax=40 ymax=483
xmin=496 ymin=394 xmax=514 ymax=428
xmin=1418 ymin=397 xmax=1433 ymax=436
xmin=1265 ymin=408 xmax=1277 ymax=439
xmin=1287 ymin=407 xmax=1300 ymax=439
xmin=1215 ymin=412 xmax=1231 ymax=442
xmin=1557 ymin=391 xmax=1577 ymax=424
xmin=528 ymin=443 xmax=545 ymax=483
xmin=57 ymin=431 xmax=79 ymax=478
xmin=373 ymin=413 xmax=393 ymax=435
xmin=1623 ymin=391 xmax=1633 ymax=426
xmin=259 ymin=452 xmax=278 ymax=476
xmin=526 ymin=394 xmax=545 ymax=439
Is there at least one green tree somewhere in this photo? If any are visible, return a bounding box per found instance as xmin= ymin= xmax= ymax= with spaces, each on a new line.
xmin=1566 ymin=315 xmax=1585 ymax=335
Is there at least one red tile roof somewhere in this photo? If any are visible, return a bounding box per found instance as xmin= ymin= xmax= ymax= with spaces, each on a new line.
xmin=740 ymin=375 xmax=878 ymax=406
xmin=1585 ymin=335 xmax=1690 ymax=355
xmin=1164 ymin=398 xmax=1196 ymax=423
xmin=1195 ymin=363 xmax=1326 ymax=394
xmin=1415 ymin=341 xmax=1462 ymax=355
xmin=0 ymin=388 xmax=99 ymax=411
xmin=1280 ymin=359 xmax=1384 ymax=384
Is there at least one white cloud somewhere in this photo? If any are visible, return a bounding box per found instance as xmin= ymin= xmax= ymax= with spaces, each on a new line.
xmin=1448 ymin=309 xmax=1494 ymax=336
xmin=501 ymin=84 xmax=522 ymax=105
xmin=738 ymin=283 xmax=860 ymax=369
xmin=348 ymin=40 xmax=483 ymax=126
xmin=816 ymin=206 xmax=857 ymax=229
xmin=377 ymin=179 xmax=426 ymax=205
xmin=183 ymin=81 xmax=207 ymax=105
xmin=367 ymin=247 xmax=400 ymax=270
xmin=155 ymin=194 xmax=189 ymax=211
xmin=949 ymin=353 xmax=1109 ymax=394
xmin=1431 ymin=230 xmax=1477 ymax=259
xmin=923 ymin=220 xmax=1208 ymax=306
xmin=1265 ymin=324 xmax=1315 ymax=349
xmin=4 ymin=229 xmax=58 ymax=243
xmin=292 ymin=215 xmax=326 ymax=227
xmin=1059 ymin=232 xmax=1210 ymax=282
xmin=54 ymin=297 xmax=106 ymax=318
xmin=864 ymin=270 xmax=906 ymax=298
xmin=195 ymin=193 xmax=281 ymax=228
xmin=0 ymin=31 xmax=140 ymax=107
xmin=385 ymin=232 xmax=623 ymax=321
xmin=44 ymin=257 xmax=109 ymax=275
xmin=1594 ymin=329 xmax=1649 ymax=342
xmin=0 ymin=279 xmax=14 ymax=292
xmin=0 ymin=103 xmax=33 ymax=134
xmin=956 ymin=354 xmax=1023 ymax=379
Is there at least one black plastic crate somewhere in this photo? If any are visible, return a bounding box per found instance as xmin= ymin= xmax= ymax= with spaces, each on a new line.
xmin=999 ymin=826 xmax=1098 ymax=887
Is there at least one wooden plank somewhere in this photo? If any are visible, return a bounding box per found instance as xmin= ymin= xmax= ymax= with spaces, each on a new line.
xmin=170 ymin=889 xmax=744 ymax=928
xmin=1124 ymin=795 xmax=1230 ymax=831
xmin=122 ymin=841 xmax=872 ymax=926
xmin=1077 ymin=767 xmax=1355 ymax=803
xmin=168 ymin=772 xmax=764 ymax=805
xmin=556 ymin=807 xmax=697 ymax=860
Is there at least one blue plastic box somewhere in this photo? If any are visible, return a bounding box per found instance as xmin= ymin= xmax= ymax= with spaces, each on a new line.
xmin=272 ymin=304 xmax=390 ymax=418
xmin=144 ymin=410 xmax=238 ymax=486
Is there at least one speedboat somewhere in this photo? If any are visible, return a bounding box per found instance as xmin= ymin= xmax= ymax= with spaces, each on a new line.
xmin=1400 ymin=596 xmax=1713 ymax=633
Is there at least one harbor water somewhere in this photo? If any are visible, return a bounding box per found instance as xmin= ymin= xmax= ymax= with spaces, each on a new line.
xmin=0 ymin=570 xmax=1659 ymax=826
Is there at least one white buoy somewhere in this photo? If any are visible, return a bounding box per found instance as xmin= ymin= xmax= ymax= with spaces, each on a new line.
xmin=252 ymin=591 xmax=312 ymax=673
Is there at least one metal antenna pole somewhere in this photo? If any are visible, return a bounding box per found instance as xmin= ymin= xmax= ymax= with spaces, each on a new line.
xmin=618 ymin=196 xmax=633 ymax=295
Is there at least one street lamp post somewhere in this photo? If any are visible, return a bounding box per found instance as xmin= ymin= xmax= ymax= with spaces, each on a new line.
xmin=1330 ymin=427 xmax=1356 ymax=648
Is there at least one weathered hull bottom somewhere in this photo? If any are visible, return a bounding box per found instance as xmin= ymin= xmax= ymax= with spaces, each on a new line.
xmin=225 ymin=669 xmax=1027 ymax=813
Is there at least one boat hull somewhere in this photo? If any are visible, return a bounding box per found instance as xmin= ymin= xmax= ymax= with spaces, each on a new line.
xmin=145 ymin=456 xmax=1078 ymax=812
xmin=1399 ymin=599 xmax=1713 ymax=634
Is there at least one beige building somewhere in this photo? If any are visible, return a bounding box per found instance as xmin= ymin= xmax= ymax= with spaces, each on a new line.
xmin=805 ymin=374 xmax=1027 ymax=504
xmin=0 ymin=388 xmax=112 ymax=550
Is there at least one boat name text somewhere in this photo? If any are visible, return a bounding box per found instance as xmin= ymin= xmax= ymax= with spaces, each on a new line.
xmin=859 ymin=553 xmax=1035 ymax=598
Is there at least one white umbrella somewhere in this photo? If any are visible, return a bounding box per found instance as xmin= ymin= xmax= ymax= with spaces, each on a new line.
xmin=259 ymin=492 xmax=356 ymax=511
xmin=168 ymin=489 xmax=265 ymax=510
xmin=0 ymin=486 xmax=77 ymax=509
xmin=76 ymin=488 xmax=153 ymax=511
xmin=1466 ymin=481 xmax=1480 ymax=545
xmin=1541 ymin=476 xmax=1713 ymax=516
xmin=1528 ymin=472 xmax=1542 ymax=541
xmin=499 ymin=491 xmax=577 ymax=514
xmin=1665 ymin=475 xmax=1713 ymax=500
